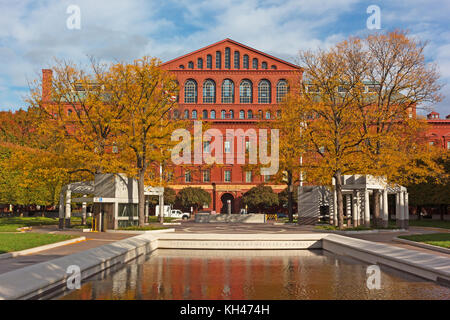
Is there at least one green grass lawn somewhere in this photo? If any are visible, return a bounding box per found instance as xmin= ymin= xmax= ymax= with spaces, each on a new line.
xmin=0 ymin=216 xmax=94 ymax=232
xmin=0 ymin=233 xmax=76 ymax=254
xmin=398 ymin=233 xmax=450 ymax=249
xmin=0 ymin=216 xmax=59 ymax=232
xmin=147 ymin=216 xmax=176 ymax=223
xmin=314 ymin=224 xmax=397 ymax=231
xmin=407 ymin=220 xmax=450 ymax=229
xmin=119 ymin=225 xmax=169 ymax=231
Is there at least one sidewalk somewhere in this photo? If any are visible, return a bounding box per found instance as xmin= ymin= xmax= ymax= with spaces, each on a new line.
xmin=345 ymin=227 xmax=450 ymax=258
xmin=0 ymin=226 xmax=133 ymax=275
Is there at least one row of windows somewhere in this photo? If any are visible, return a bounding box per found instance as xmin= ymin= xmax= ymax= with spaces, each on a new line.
xmin=184 ymin=170 xmax=270 ymax=183
xmin=174 ymin=109 xmax=281 ymax=120
xmin=179 ymin=48 xmax=277 ymax=70
xmin=184 ymin=79 xmax=287 ymax=104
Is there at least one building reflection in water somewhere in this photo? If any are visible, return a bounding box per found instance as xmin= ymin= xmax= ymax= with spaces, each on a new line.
xmin=60 ymin=249 xmax=450 ymax=300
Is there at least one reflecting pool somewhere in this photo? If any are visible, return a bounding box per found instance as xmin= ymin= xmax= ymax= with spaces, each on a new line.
xmin=59 ymin=249 xmax=450 ymax=300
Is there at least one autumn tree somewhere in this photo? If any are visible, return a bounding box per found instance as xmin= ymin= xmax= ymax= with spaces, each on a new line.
xmin=354 ymin=31 xmax=443 ymax=225
xmin=268 ymin=91 xmax=307 ymax=222
xmin=299 ymin=44 xmax=370 ymax=228
xmin=297 ymin=31 xmax=444 ymax=229
xmin=105 ymin=57 xmax=181 ymax=226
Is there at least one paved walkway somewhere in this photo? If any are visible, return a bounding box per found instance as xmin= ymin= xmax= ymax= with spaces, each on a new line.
xmin=172 ymin=222 xmax=449 ymax=257
xmin=0 ymin=226 xmax=133 ymax=275
xmin=0 ymin=223 xmax=447 ymax=275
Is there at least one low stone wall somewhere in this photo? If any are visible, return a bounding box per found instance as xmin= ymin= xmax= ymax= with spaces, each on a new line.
xmin=195 ymin=213 xmax=266 ymax=223
xmin=0 ymin=233 xmax=158 ymax=300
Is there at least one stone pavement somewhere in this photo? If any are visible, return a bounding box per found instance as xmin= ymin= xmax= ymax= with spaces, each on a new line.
xmin=0 ymin=222 xmax=447 ymax=275
xmin=0 ymin=226 xmax=133 ymax=275
xmin=172 ymin=222 xmax=449 ymax=257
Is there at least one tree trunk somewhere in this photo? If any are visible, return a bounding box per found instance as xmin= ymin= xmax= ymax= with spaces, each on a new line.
xmin=287 ymin=171 xmax=293 ymax=223
xmin=373 ymin=189 xmax=381 ymax=227
xmin=334 ymin=170 xmax=344 ymax=229
xmin=159 ymin=193 xmax=164 ymax=224
xmin=138 ymin=167 xmax=146 ymax=227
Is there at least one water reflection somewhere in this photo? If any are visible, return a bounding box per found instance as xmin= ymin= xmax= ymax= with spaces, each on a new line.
xmin=60 ymin=249 xmax=450 ymax=300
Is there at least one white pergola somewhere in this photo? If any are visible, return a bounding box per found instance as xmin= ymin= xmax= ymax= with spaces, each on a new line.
xmin=330 ymin=175 xmax=409 ymax=228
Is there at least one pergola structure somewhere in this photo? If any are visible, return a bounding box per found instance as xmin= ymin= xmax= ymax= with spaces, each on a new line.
xmin=329 ymin=175 xmax=409 ymax=229
xmin=58 ymin=174 xmax=164 ymax=231
xmin=298 ymin=175 xmax=409 ymax=229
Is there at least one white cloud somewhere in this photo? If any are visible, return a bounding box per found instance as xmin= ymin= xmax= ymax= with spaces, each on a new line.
xmin=0 ymin=0 xmax=448 ymax=115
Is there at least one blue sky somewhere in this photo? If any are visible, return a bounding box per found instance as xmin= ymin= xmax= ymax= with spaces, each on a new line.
xmin=1 ymin=0 xmax=449 ymax=115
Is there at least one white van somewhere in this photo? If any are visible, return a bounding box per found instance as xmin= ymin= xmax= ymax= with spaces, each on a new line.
xmin=155 ymin=205 xmax=190 ymax=220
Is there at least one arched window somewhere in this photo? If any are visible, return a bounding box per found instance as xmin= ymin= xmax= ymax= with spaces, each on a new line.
xmin=192 ymin=110 xmax=198 ymax=119
xmin=225 ymin=47 xmax=230 ymax=69
xmin=67 ymin=109 xmax=73 ymax=116
xmin=239 ymin=80 xmax=252 ymax=103
xmin=202 ymin=110 xmax=208 ymax=119
xmin=207 ymin=55 xmax=212 ymax=69
xmin=203 ymin=80 xmax=216 ymax=103
xmin=258 ymin=80 xmax=271 ymax=103
xmin=197 ymin=58 xmax=203 ymax=69
xmin=184 ymin=80 xmax=197 ymax=103
xmin=188 ymin=61 xmax=194 ymax=69
xmin=239 ymin=110 xmax=245 ymax=119
xmin=221 ymin=79 xmax=234 ymax=103
xmin=243 ymin=55 xmax=249 ymax=69
xmin=271 ymin=65 xmax=277 ymax=69
xmin=247 ymin=110 xmax=253 ymax=119
xmin=173 ymin=110 xmax=180 ymax=119
xmin=216 ymin=51 xmax=221 ymax=69
xmin=261 ymin=61 xmax=267 ymax=69
xmin=276 ymin=110 xmax=281 ymax=118
xmin=210 ymin=110 xmax=216 ymax=119
xmin=265 ymin=111 xmax=271 ymax=119
xmin=221 ymin=110 xmax=226 ymax=119
xmin=252 ymin=58 xmax=258 ymax=69
xmin=229 ymin=110 xmax=234 ymax=119
xmin=234 ymin=51 xmax=240 ymax=69
xmin=179 ymin=65 xmax=185 ymax=69
xmin=184 ymin=110 xmax=189 ymax=119
xmin=276 ymin=80 xmax=288 ymax=103
xmin=258 ymin=110 xmax=263 ymax=119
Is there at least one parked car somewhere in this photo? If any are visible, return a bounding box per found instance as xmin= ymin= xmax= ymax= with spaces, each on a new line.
xmin=155 ymin=205 xmax=190 ymax=220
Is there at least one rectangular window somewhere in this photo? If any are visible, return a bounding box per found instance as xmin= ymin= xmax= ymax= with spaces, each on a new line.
xmin=224 ymin=141 xmax=231 ymax=153
xmin=447 ymin=141 xmax=450 ymax=150
xmin=216 ymin=51 xmax=221 ymax=69
xmin=203 ymin=170 xmax=210 ymax=182
xmin=225 ymin=48 xmax=230 ymax=69
xmin=203 ymin=141 xmax=210 ymax=153
xmin=185 ymin=170 xmax=191 ymax=183
xmin=234 ymin=51 xmax=240 ymax=69
xmin=224 ymin=170 xmax=231 ymax=182
xmin=245 ymin=171 xmax=252 ymax=183
xmin=263 ymin=174 xmax=270 ymax=182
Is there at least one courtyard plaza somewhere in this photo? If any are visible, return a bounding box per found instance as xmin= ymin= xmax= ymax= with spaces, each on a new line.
xmin=0 ymin=221 xmax=448 ymax=276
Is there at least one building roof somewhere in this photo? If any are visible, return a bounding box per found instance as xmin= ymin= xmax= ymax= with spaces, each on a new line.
xmin=161 ymin=38 xmax=302 ymax=71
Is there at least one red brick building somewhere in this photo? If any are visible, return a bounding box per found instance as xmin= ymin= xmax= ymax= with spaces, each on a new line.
xmin=425 ymin=111 xmax=450 ymax=150
xmin=161 ymin=39 xmax=302 ymax=213
xmin=39 ymin=39 xmax=449 ymax=215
